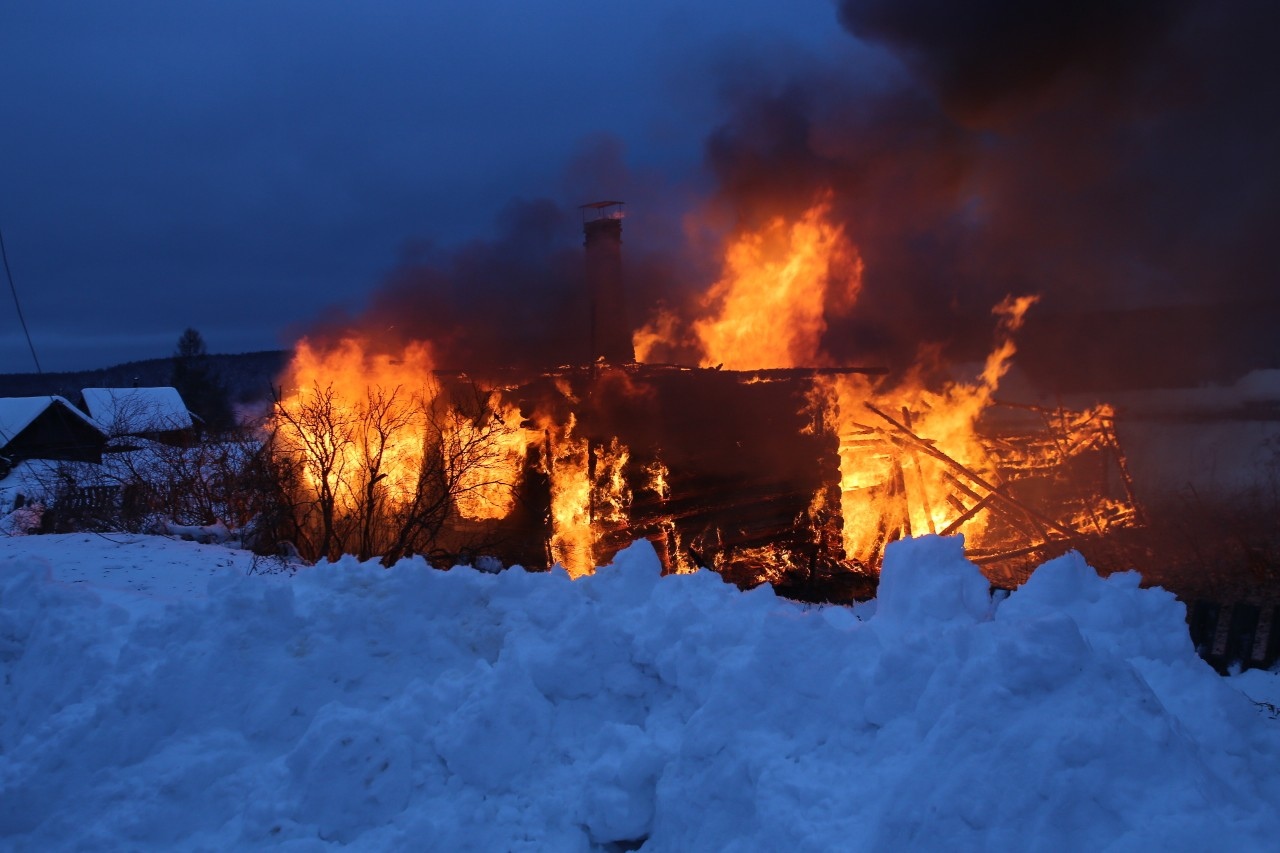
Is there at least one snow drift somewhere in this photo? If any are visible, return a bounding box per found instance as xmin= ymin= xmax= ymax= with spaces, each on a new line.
xmin=2 ymin=534 xmax=1279 ymax=850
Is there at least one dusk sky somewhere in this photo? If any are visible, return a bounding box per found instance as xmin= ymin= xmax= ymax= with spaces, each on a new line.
xmin=1 ymin=1 xmax=852 ymax=371
xmin=3 ymin=1 xmax=1276 ymax=383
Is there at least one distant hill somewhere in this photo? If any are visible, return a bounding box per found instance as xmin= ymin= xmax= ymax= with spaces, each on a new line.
xmin=0 ymin=350 xmax=290 ymax=404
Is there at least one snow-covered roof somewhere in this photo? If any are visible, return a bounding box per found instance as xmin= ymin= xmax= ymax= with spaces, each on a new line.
xmin=81 ymin=387 xmax=194 ymax=435
xmin=0 ymin=395 xmax=102 ymax=448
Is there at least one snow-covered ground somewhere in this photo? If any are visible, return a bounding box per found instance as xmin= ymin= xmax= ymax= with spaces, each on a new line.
xmin=3 ymin=532 xmax=1280 ymax=850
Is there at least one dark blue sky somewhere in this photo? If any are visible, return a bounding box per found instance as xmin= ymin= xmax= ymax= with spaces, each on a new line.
xmin=1 ymin=1 xmax=858 ymax=370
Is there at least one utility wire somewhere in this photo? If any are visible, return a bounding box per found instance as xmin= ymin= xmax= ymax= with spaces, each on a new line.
xmin=1 ymin=227 xmax=43 ymax=374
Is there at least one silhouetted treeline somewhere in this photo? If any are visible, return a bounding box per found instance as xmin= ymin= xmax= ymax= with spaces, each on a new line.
xmin=0 ymin=350 xmax=289 ymax=405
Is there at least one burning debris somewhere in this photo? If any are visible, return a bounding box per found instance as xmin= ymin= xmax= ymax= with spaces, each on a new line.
xmin=271 ymin=196 xmax=1142 ymax=600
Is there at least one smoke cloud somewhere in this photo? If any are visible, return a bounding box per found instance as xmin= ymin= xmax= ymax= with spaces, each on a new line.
xmin=304 ymin=197 xmax=584 ymax=370
xmin=323 ymin=0 xmax=1278 ymax=390
xmin=699 ymin=0 xmax=1280 ymax=387
xmin=836 ymin=0 xmax=1188 ymax=118
xmin=696 ymin=0 xmax=1280 ymax=384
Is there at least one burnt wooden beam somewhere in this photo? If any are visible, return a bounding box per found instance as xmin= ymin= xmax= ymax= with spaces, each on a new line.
xmin=939 ymin=491 xmax=998 ymax=536
xmin=864 ymin=401 xmax=1082 ymax=540
xmin=967 ymin=538 xmax=1072 ymax=564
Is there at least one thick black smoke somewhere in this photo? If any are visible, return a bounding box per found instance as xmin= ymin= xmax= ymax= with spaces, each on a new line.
xmin=327 ymin=1 xmax=1278 ymax=390
xmin=306 ymin=136 xmax=700 ymax=374
xmin=302 ymin=198 xmax=587 ymax=371
xmin=836 ymin=0 xmax=1188 ymax=118
xmin=702 ymin=0 xmax=1280 ymax=388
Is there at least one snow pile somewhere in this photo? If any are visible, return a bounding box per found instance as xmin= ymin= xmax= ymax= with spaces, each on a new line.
xmin=3 ymin=534 xmax=1279 ymax=849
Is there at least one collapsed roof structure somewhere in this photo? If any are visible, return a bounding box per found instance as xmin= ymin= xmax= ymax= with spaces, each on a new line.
xmin=407 ymin=204 xmax=1145 ymax=598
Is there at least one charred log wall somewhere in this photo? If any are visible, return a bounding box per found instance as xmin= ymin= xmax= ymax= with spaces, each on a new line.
xmin=513 ymin=365 xmax=845 ymax=584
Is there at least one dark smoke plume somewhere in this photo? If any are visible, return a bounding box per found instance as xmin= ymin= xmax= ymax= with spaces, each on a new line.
xmin=700 ymin=0 xmax=1280 ymax=388
xmin=303 ymin=198 xmax=588 ymax=371
xmin=836 ymin=0 xmax=1189 ymax=118
xmin=316 ymin=1 xmax=1278 ymax=391
xmin=304 ymin=136 xmax=699 ymax=375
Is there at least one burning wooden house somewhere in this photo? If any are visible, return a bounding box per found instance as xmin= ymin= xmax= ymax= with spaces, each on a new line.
xmin=272 ymin=198 xmax=1142 ymax=599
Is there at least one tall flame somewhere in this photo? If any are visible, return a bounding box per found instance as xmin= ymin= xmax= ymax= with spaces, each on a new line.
xmin=825 ymin=294 xmax=1042 ymax=563
xmin=633 ymin=194 xmax=1067 ymax=571
xmin=634 ymin=196 xmax=864 ymax=369
xmin=277 ymin=337 xmax=434 ymax=509
xmin=447 ymin=401 xmax=530 ymax=521
xmin=544 ymin=413 xmax=594 ymax=577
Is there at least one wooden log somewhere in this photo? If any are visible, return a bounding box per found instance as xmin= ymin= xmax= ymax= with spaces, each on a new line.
xmin=1211 ymin=604 xmax=1234 ymax=659
xmin=939 ymin=491 xmax=998 ymax=536
xmin=902 ymin=406 xmax=936 ymax=535
xmin=864 ymin=401 xmax=1081 ymax=540
xmin=941 ymin=471 xmax=1042 ymax=540
xmin=967 ymin=538 xmax=1067 ymax=564
xmin=1251 ymin=606 xmax=1275 ymax=664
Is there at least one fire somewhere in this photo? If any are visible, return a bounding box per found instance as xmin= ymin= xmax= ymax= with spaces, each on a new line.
xmin=633 ymin=196 xmax=863 ymax=369
xmin=593 ymin=437 xmax=632 ymax=524
xmin=447 ymin=401 xmax=531 ymax=521
xmin=274 ymin=336 xmax=538 ymax=562
xmin=693 ymin=197 xmax=862 ymax=369
xmin=632 ymin=307 xmax=682 ymax=365
xmin=544 ymin=414 xmax=594 ymax=577
xmin=277 ymin=337 xmax=434 ymax=509
xmin=632 ymin=192 xmax=1122 ymax=576
xmin=825 ymin=296 xmax=1041 ymax=564
xmin=268 ymin=195 xmax=1137 ymax=588
xmin=644 ymin=457 xmax=670 ymax=501
xmin=540 ymin=414 xmax=634 ymax=578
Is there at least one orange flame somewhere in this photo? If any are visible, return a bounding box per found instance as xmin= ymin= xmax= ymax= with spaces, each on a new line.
xmin=826 ymin=295 xmax=1042 ymax=563
xmin=447 ymin=401 xmax=530 ymax=521
xmin=544 ymin=414 xmax=594 ymax=577
xmin=275 ymin=336 xmax=533 ymax=553
xmin=277 ymin=337 xmax=434 ymax=509
xmin=634 ymin=196 xmax=863 ymax=369
xmin=633 ymin=194 xmax=1073 ymax=570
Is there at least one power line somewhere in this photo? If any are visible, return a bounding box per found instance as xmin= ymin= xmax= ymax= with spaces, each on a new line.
xmin=1 ymin=227 xmax=43 ymax=374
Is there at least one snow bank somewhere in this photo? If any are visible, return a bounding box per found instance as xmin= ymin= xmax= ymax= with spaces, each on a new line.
xmin=2 ymin=534 xmax=1279 ymax=850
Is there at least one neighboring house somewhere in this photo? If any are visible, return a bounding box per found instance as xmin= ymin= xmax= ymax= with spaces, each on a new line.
xmin=0 ymin=395 xmax=107 ymax=474
xmin=80 ymin=387 xmax=199 ymax=445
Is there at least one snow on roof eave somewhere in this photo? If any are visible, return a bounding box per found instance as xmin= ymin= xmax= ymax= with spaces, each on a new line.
xmin=0 ymin=395 xmax=105 ymax=447
xmin=80 ymin=387 xmax=195 ymax=433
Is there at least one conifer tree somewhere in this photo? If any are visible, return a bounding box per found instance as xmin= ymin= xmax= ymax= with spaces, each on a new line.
xmin=170 ymin=328 xmax=234 ymax=431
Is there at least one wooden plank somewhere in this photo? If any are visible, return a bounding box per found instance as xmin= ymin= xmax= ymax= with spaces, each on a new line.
xmin=939 ymin=491 xmax=998 ymax=536
xmin=1211 ymin=604 xmax=1234 ymax=659
xmin=1251 ymin=606 xmax=1275 ymax=663
xmin=865 ymin=402 xmax=1081 ymax=539
xmin=901 ymin=406 xmax=936 ymax=535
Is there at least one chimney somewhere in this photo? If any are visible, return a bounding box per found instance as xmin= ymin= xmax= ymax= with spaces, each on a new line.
xmin=581 ymin=201 xmax=633 ymax=364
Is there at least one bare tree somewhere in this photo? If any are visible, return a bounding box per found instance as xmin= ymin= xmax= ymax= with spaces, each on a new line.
xmin=271 ymin=377 xmax=522 ymax=565
xmin=272 ymin=382 xmax=362 ymax=560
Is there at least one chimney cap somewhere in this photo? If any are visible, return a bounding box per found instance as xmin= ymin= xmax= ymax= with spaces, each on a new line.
xmin=579 ymin=200 xmax=625 ymax=223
